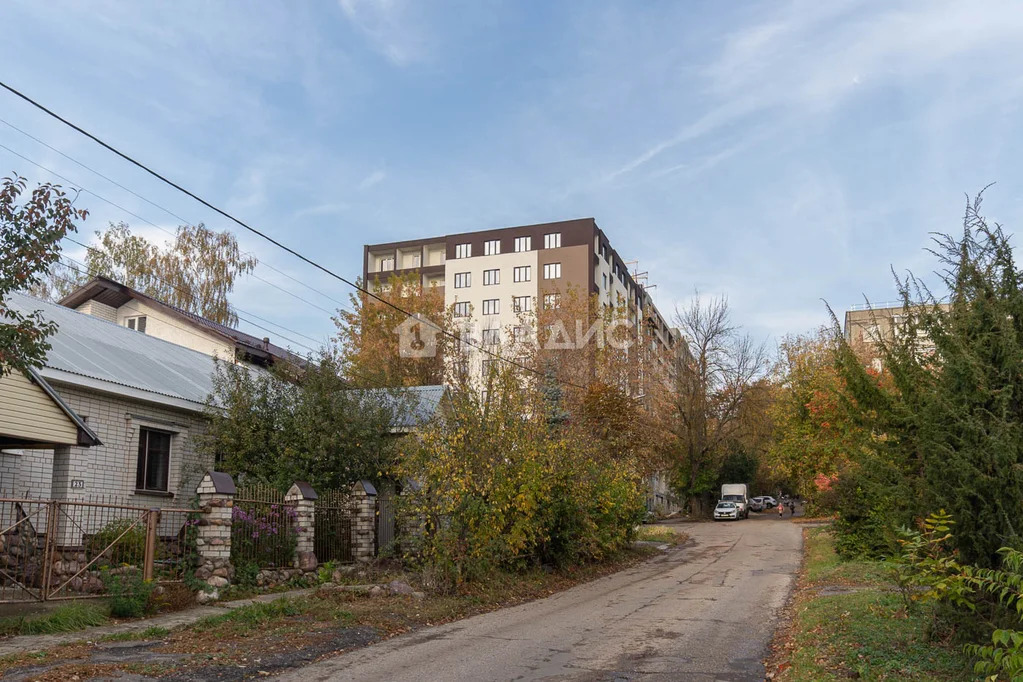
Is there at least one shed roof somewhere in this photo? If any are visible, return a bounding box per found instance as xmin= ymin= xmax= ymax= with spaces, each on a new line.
xmin=357 ymin=384 xmax=446 ymax=432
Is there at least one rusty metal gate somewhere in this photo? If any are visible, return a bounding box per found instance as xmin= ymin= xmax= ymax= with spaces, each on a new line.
xmin=0 ymin=497 xmax=201 ymax=603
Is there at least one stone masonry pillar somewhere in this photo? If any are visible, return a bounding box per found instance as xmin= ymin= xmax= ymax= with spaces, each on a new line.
xmin=351 ymin=480 xmax=377 ymax=563
xmin=285 ymin=481 xmax=317 ymax=573
xmin=194 ymin=471 xmax=235 ymax=600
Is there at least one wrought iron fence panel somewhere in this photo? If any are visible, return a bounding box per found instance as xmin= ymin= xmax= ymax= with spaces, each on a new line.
xmin=232 ymin=484 xmax=297 ymax=569
xmin=315 ymin=488 xmax=354 ymax=564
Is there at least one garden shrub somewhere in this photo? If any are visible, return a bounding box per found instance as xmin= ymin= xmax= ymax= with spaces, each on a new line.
xmin=88 ymin=518 xmax=147 ymax=567
xmin=101 ymin=567 xmax=155 ymax=618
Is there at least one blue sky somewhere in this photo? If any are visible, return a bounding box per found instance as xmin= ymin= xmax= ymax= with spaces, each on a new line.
xmin=3 ymin=0 xmax=1023 ymax=353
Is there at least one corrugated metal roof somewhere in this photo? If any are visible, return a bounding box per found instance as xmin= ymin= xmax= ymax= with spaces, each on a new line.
xmin=7 ymin=291 xmax=219 ymax=410
xmin=357 ymin=384 xmax=446 ymax=430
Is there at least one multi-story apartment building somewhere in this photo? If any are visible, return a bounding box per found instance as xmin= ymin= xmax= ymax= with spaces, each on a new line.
xmin=363 ymin=218 xmax=679 ymax=380
xmin=843 ymin=301 xmax=950 ymax=350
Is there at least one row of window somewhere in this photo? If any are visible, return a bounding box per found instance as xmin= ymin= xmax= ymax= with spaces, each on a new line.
xmin=453 ymin=232 xmax=562 ymax=259
xmin=452 ymin=263 xmax=561 ymax=288
xmin=451 ymin=294 xmax=560 ymax=318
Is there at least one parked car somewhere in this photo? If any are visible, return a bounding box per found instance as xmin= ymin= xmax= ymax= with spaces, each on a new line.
xmin=713 ymin=500 xmax=740 ymax=521
xmin=748 ymin=498 xmax=764 ymax=512
xmin=756 ymin=496 xmax=778 ymax=509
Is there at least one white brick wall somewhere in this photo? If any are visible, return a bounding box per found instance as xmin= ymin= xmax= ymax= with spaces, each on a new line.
xmin=1 ymin=382 xmax=212 ymax=505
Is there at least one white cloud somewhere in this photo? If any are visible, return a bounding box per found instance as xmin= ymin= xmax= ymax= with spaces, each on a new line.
xmin=338 ymin=0 xmax=425 ymax=65
xmin=357 ymin=169 xmax=387 ymax=191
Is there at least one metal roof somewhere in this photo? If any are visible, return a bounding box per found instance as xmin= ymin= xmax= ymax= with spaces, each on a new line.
xmin=357 ymin=384 xmax=446 ymax=431
xmin=7 ymin=291 xmax=220 ymax=411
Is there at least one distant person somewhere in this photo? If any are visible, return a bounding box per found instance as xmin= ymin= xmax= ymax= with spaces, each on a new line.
xmin=778 ymin=503 xmax=784 ymax=519
xmin=789 ymin=500 xmax=795 ymax=515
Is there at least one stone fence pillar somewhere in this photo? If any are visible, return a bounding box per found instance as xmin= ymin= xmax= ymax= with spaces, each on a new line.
xmin=351 ymin=480 xmax=377 ymax=563
xmin=285 ymin=481 xmax=317 ymax=573
xmin=195 ymin=471 xmax=235 ymax=600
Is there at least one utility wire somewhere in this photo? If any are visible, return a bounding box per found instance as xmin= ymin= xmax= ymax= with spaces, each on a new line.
xmin=0 ymin=140 xmax=347 ymax=319
xmin=0 ymin=80 xmax=589 ymax=390
xmin=0 ymin=114 xmax=355 ymax=312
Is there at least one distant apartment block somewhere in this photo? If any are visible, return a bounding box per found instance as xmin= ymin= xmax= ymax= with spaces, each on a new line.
xmin=843 ymin=300 xmax=950 ymax=360
xmin=363 ymin=218 xmax=679 ymax=380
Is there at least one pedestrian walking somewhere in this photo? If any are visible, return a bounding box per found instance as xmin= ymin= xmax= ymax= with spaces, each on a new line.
xmin=778 ymin=502 xmax=784 ymax=519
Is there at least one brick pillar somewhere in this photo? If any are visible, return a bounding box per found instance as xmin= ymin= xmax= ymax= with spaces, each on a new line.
xmin=351 ymin=480 xmax=377 ymax=563
xmin=195 ymin=471 xmax=235 ymax=600
xmin=285 ymin=481 xmax=317 ymax=572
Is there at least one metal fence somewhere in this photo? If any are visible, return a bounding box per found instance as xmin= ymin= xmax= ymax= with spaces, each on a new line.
xmin=0 ymin=494 xmax=202 ymax=603
xmin=315 ymin=488 xmax=354 ymax=564
xmin=375 ymin=491 xmax=396 ymax=555
xmin=232 ymin=484 xmax=297 ymax=569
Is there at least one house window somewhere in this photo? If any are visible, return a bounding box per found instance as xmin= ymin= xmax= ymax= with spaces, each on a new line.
xmin=126 ymin=316 xmax=148 ymax=334
xmin=543 ymin=263 xmax=561 ymax=280
xmin=514 ymin=236 xmax=531 ymax=252
xmin=544 ymin=293 xmax=562 ymax=310
xmin=454 ymin=272 xmax=471 ymax=288
xmin=513 ymin=266 xmax=531 ymax=283
xmin=544 ymin=232 xmax=561 ymax=249
xmin=513 ymin=296 xmax=531 ymax=313
xmin=136 ymin=427 xmax=171 ymax=493
xmin=483 ymin=269 xmax=500 ymax=286
xmin=482 ymin=328 xmax=500 ymax=345
xmin=453 ymin=301 xmax=471 ymax=317
xmin=454 ymin=243 xmax=472 ymax=259
xmin=380 ymin=256 xmax=395 ymax=271
xmin=484 ymin=239 xmax=500 ymax=256
xmin=483 ymin=299 xmax=500 ymax=315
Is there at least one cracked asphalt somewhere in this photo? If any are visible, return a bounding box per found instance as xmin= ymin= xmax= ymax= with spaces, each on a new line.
xmin=277 ymin=514 xmax=802 ymax=681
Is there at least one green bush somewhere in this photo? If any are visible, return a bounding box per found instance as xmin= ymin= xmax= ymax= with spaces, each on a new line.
xmin=101 ymin=567 xmax=155 ymax=618
xmin=88 ymin=518 xmax=147 ymax=567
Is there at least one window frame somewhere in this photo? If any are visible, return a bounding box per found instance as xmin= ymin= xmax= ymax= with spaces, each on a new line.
xmin=136 ymin=426 xmax=172 ymax=494
xmin=454 ymin=243 xmax=472 ymax=259
xmin=483 ymin=239 xmax=501 ymax=256
xmin=482 ymin=298 xmax=500 ymax=315
xmin=544 ymin=293 xmax=562 ymax=310
xmin=513 ymin=265 xmax=531 ymax=283
xmin=512 ymin=295 xmax=532 ymax=313
xmin=514 ymin=236 xmax=532 ymax=253
xmin=454 ymin=272 xmax=471 ymax=289
xmin=126 ymin=316 xmax=148 ymax=334
xmin=481 ymin=328 xmax=500 ymax=345
xmin=453 ymin=301 xmax=471 ymax=317
xmin=544 ymin=232 xmax=561 ymax=249
xmin=543 ymin=262 xmax=562 ymax=280
xmin=483 ymin=268 xmax=500 ymax=286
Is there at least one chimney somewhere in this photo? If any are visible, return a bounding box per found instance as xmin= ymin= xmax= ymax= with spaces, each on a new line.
xmin=262 ymin=337 xmax=270 ymax=351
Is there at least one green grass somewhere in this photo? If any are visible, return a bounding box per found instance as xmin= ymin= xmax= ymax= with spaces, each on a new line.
xmin=803 ymin=527 xmax=893 ymax=586
xmin=779 ymin=529 xmax=972 ymax=681
xmin=0 ymin=602 xmax=109 ymax=637
xmin=190 ymin=597 xmax=353 ymax=636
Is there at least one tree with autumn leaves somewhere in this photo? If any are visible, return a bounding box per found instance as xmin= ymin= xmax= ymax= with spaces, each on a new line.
xmin=1 ymin=174 xmax=87 ymax=378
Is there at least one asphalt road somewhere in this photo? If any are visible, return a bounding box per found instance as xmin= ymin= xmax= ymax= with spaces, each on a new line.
xmin=278 ymin=513 xmax=803 ymax=682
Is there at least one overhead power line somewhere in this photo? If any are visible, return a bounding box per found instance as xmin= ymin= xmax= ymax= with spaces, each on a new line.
xmin=0 ymin=80 xmax=588 ymax=390
xmin=0 ymin=139 xmax=347 ymax=318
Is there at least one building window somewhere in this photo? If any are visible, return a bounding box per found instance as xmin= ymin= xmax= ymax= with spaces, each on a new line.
xmin=453 ymin=301 xmax=471 ymax=317
xmin=602 ymin=273 xmax=607 ymax=290
xmin=483 ymin=268 xmax=500 ymax=286
xmin=544 ymin=232 xmax=561 ymax=249
xmin=454 ymin=272 xmax=471 ymax=288
xmin=513 ymin=325 xmax=530 ymax=342
xmin=136 ymin=427 xmax=171 ymax=493
xmin=544 ymin=293 xmax=562 ymax=310
xmin=482 ymin=359 xmax=496 ymax=376
xmin=600 ymin=244 xmax=607 ymax=261
xmin=380 ymin=256 xmax=395 ymax=271
xmin=514 ymin=236 xmax=531 ymax=252
xmin=484 ymin=239 xmax=500 ymax=256
xmin=543 ymin=262 xmax=561 ymax=280
xmin=513 ymin=296 xmax=532 ymax=313
xmin=454 ymin=243 xmax=472 ymax=259
xmin=482 ymin=299 xmax=499 ymax=315
xmin=126 ymin=316 xmax=148 ymax=334
xmin=482 ymin=328 xmax=500 ymax=345
xmin=513 ymin=266 xmax=531 ymax=282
